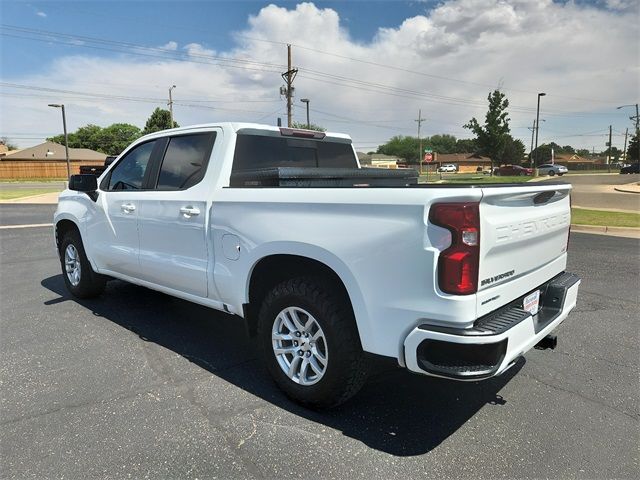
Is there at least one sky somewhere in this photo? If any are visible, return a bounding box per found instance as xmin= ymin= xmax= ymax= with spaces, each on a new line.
xmin=1 ymin=0 xmax=638 ymax=154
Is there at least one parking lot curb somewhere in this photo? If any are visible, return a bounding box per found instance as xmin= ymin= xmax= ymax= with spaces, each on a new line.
xmin=571 ymin=224 xmax=640 ymax=239
xmin=613 ymin=183 xmax=640 ymax=194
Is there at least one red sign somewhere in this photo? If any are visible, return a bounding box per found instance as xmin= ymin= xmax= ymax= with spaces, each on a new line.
xmin=424 ymin=153 xmax=433 ymax=162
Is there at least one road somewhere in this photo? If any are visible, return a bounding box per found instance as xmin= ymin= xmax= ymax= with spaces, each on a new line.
xmin=541 ymin=173 xmax=640 ymax=211
xmin=0 ymin=204 xmax=57 ymax=226
xmin=0 ymin=205 xmax=638 ymax=479
xmin=0 ymin=181 xmax=66 ymax=191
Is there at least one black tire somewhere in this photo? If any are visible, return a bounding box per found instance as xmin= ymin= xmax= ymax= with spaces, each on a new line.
xmin=549 ymin=170 xmax=556 ymax=176
xmin=257 ymin=276 xmax=367 ymax=408
xmin=59 ymin=229 xmax=106 ymax=298
xmin=558 ymin=173 xmax=564 ymax=176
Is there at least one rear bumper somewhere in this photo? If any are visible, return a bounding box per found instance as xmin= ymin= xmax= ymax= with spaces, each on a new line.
xmin=403 ymin=272 xmax=580 ymax=380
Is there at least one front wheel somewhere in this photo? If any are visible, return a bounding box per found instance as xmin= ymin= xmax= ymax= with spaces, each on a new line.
xmin=59 ymin=229 xmax=106 ymax=298
xmin=257 ymin=277 xmax=367 ymax=408
xmin=549 ymin=170 xmax=556 ymax=176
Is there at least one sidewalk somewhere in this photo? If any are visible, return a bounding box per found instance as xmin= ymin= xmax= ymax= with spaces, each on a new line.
xmin=0 ymin=192 xmax=60 ymax=204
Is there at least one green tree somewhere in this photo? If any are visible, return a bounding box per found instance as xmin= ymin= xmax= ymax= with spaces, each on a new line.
xmin=576 ymin=148 xmax=590 ymax=158
xmin=97 ymin=123 xmax=141 ymax=154
xmin=454 ymin=138 xmax=478 ymax=153
xmin=291 ymin=121 xmax=326 ymax=132
xmin=500 ymin=136 xmax=526 ymax=164
xmin=530 ymin=143 xmax=552 ymax=164
xmin=0 ymin=137 xmax=18 ymax=150
xmin=627 ymin=132 xmax=639 ymax=162
xmin=424 ymin=134 xmax=457 ymax=154
xmin=48 ymin=123 xmax=141 ymax=154
xmin=49 ymin=124 xmax=102 ymax=150
xmin=143 ymin=108 xmax=179 ymax=135
xmin=377 ymin=135 xmax=420 ymax=163
xmin=464 ymin=90 xmax=511 ymax=174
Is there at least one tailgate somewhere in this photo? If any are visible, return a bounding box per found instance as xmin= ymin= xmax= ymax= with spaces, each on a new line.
xmin=476 ymin=183 xmax=572 ymax=316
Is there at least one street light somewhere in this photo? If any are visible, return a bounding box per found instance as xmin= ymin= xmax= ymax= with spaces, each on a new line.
xmin=617 ymin=103 xmax=639 ymax=161
xmin=168 ymin=85 xmax=177 ymax=127
xmin=48 ymin=103 xmax=71 ymax=179
xmin=533 ymin=92 xmax=546 ymax=168
xmin=300 ymin=98 xmax=310 ymax=128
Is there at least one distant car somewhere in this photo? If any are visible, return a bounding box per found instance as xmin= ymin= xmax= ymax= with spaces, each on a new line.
xmin=620 ymin=163 xmax=639 ymax=174
xmin=437 ymin=164 xmax=457 ymax=173
xmin=495 ymin=165 xmax=533 ymax=176
xmin=537 ymin=164 xmax=568 ymax=176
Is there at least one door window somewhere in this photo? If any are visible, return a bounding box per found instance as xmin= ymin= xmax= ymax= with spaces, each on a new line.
xmin=156 ymin=133 xmax=216 ymax=190
xmin=106 ymin=140 xmax=156 ymax=190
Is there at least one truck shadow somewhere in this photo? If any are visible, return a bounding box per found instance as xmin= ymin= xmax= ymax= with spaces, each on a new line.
xmin=41 ymin=275 xmax=523 ymax=457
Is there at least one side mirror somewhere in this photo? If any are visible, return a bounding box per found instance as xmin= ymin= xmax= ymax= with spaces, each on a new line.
xmin=69 ymin=174 xmax=98 ymax=201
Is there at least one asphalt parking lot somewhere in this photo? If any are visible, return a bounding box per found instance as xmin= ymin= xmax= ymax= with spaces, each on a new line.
xmin=1 ymin=205 xmax=638 ymax=479
xmin=541 ymin=173 xmax=640 ymax=211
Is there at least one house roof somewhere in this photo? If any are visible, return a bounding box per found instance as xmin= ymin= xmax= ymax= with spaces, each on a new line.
xmin=1 ymin=141 xmax=107 ymax=161
xmin=435 ymin=153 xmax=492 ymax=163
xmin=553 ymin=154 xmax=599 ymax=163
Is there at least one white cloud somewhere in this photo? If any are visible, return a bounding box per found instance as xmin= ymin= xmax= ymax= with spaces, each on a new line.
xmin=36 ymin=11 xmax=47 ymax=18
xmin=2 ymin=1 xmax=638 ymax=152
xmin=160 ymin=41 xmax=178 ymax=51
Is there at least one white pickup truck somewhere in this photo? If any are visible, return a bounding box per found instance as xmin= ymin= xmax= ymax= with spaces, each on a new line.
xmin=54 ymin=123 xmax=581 ymax=407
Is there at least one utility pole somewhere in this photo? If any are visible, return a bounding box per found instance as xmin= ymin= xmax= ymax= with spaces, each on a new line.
xmin=300 ymin=98 xmax=310 ymax=128
xmin=534 ymin=92 xmax=546 ymax=168
xmin=607 ymin=125 xmax=612 ymax=173
xmin=281 ymin=44 xmax=298 ymax=128
xmin=48 ymin=103 xmax=71 ymax=179
xmin=415 ymin=109 xmax=425 ymax=175
xmin=168 ymin=85 xmax=176 ymax=128
xmin=622 ymin=128 xmax=629 ymax=164
xmin=529 ymin=119 xmax=536 ymax=168
xmin=616 ymin=103 xmax=639 ymax=162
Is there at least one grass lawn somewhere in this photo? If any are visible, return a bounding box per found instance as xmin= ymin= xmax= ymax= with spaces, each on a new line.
xmin=572 ymin=208 xmax=640 ymax=228
xmin=421 ymin=174 xmax=532 ymax=184
xmin=0 ymin=188 xmax=61 ymax=200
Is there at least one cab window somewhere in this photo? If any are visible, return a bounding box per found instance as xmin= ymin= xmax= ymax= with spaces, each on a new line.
xmin=106 ymin=140 xmax=156 ymax=191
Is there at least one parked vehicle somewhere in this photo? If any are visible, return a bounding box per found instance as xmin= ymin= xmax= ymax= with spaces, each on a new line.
xmin=495 ymin=165 xmax=534 ymax=176
xmin=79 ymin=155 xmax=117 ymax=176
xmin=537 ymin=164 xmax=568 ymax=176
xmin=54 ymin=123 xmax=580 ymax=407
xmin=437 ymin=164 xmax=457 ymax=173
xmin=620 ymin=163 xmax=639 ymax=174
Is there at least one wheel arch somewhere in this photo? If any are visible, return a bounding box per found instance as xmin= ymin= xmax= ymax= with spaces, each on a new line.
xmin=54 ymin=218 xmax=81 ymax=257
xmin=244 ymin=253 xmax=366 ymax=341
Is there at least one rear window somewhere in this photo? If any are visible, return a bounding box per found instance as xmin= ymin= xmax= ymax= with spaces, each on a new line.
xmin=232 ymin=134 xmax=357 ymax=171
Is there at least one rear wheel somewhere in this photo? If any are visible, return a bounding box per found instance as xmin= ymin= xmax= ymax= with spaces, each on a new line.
xmin=257 ymin=277 xmax=367 ymax=408
xmin=549 ymin=170 xmax=556 ymax=176
xmin=59 ymin=229 xmax=106 ymax=298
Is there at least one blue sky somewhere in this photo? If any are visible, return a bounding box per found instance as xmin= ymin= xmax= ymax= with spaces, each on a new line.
xmin=1 ymin=1 xmax=638 ymax=152
xmin=2 ymin=1 xmax=437 ymax=76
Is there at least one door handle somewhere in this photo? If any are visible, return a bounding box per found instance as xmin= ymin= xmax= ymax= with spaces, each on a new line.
xmin=121 ymin=203 xmax=136 ymax=213
xmin=179 ymin=206 xmax=200 ymax=217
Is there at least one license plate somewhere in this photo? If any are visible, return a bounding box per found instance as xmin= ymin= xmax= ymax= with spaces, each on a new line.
xmin=523 ymin=290 xmax=540 ymax=316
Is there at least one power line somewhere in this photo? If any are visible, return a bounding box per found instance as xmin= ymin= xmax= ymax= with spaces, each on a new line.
xmin=2 ymin=25 xmax=619 ymax=118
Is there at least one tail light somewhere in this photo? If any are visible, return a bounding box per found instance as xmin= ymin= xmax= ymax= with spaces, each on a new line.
xmin=429 ymin=202 xmax=480 ymax=295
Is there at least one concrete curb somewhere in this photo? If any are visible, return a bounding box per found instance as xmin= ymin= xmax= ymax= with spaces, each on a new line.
xmin=613 ymin=183 xmax=640 ymax=194
xmin=571 ymin=224 xmax=640 ymax=239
